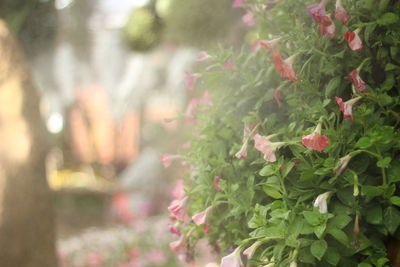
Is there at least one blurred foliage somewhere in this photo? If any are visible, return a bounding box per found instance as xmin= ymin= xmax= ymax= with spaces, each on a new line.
xmin=0 ymin=0 xmax=56 ymax=50
xmin=123 ymin=6 xmax=163 ymax=52
xmin=162 ymin=0 xmax=241 ymax=48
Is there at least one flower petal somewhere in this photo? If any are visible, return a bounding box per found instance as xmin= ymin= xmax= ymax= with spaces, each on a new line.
xmin=302 ymin=132 xmax=329 ymax=152
xmin=344 ymin=31 xmax=363 ymax=51
xmin=348 ymin=69 xmax=366 ymax=92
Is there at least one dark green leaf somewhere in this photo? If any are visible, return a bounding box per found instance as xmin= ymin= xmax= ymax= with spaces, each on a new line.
xmin=324 ymin=247 xmax=340 ymax=266
xmin=325 ymin=77 xmax=341 ymax=98
xmin=377 ymin=12 xmax=399 ymax=26
xmin=366 ymin=205 xmax=383 ymax=225
xmin=362 ymin=186 xmax=384 ymax=197
xmin=310 ymin=239 xmax=328 ymax=260
xmin=384 ymin=206 xmax=400 ymax=234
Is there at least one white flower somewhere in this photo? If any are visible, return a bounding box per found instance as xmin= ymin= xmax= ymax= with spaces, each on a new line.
xmin=243 ymin=241 xmax=262 ymax=259
xmin=221 ymin=247 xmax=243 ymax=267
xmin=313 ymin=192 xmax=331 ymax=213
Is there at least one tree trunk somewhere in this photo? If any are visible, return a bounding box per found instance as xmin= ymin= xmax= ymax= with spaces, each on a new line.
xmin=0 ymin=19 xmax=57 ymax=267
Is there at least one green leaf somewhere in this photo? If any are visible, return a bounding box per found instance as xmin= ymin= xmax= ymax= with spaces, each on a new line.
xmin=377 ymin=156 xmax=391 ymax=168
xmin=388 ymin=163 xmax=400 ymax=183
xmin=263 ymin=185 xmax=282 ymax=199
xmin=259 ymin=165 xmax=275 ymax=176
xmin=329 ymin=214 xmax=352 ymax=229
xmin=310 ymin=239 xmax=328 ymax=260
xmin=355 ymin=137 xmax=373 ymax=149
xmin=325 ymin=77 xmax=341 ymax=98
xmin=390 ymin=196 xmax=400 ymax=207
xmin=324 ymin=247 xmax=340 ymax=266
xmin=377 ymin=12 xmax=399 ymax=26
xmin=381 ymin=72 xmax=395 ymax=91
xmin=366 ymin=205 xmax=383 ymax=225
xmin=285 ymin=234 xmax=300 ymax=248
xmin=303 ymin=211 xmax=320 ymax=226
xmin=385 ymin=63 xmax=399 ymax=71
xmin=314 ymin=224 xmax=326 ymax=238
xmin=362 ymin=186 xmax=383 ymax=197
xmin=384 ymin=206 xmax=400 ymax=234
xmin=281 ymin=162 xmax=295 ymax=178
xmin=328 ymin=228 xmax=349 ymax=246
xmin=377 ymin=93 xmax=393 ymax=106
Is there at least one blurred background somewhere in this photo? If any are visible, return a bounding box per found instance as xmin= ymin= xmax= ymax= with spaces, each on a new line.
xmin=0 ymin=0 xmax=247 ymax=266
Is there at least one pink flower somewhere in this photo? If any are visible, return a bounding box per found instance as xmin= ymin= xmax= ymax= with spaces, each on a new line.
xmin=168 ymin=224 xmax=181 ymax=236
xmin=307 ymin=0 xmax=328 ymax=21
xmin=221 ymin=247 xmax=244 ymax=267
xmin=182 ymin=142 xmax=191 ymax=149
xmin=348 ymin=69 xmax=366 ymax=92
xmin=170 ymin=235 xmax=185 ymax=254
xmin=172 ymin=179 xmax=185 ymax=200
xmin=192 ymin=206 xmax=212 ymax=226
xmin=318 ymin=15 xmax=336 ymax=38
xmin=168 ymin=196 xmax=189 ymax=222
xmin=185 ymin=98 xmax=200 ymax=124
xmin=335 ymin=154 xmax=352 ymax=176
xmin=273 ymin=52 xmax=298 ymax=82
xmin=255 ymin=37 xmax=281 ymax=51
xmin=127 ymin=248 xmax=141 ymax=260
xmin=112 ymin=193 xmax=134 ymax=224
xmin=232 ymin=0 xmax=244 ymax=8
xmin=242 ymin=10 xmax=256 ymax=27
xmin=313 ymin=192 xmax=331 ymax=213
xmin=196 ymin=50 xmax=211 ymax=62
xmin=214 ymin=176 xmax=222 ymax=192
xmin=223 ymin=60 xmax=236 ymax=70
xmin=160 ymin=153 xmax=179 ymax=168
xmin=344 ymin=30 xmax=363 ymax=51
xmin=253 ymin=133 xmax=285 ymax=162
xmin=301 ymin=123 xmax=329 ymax=152
xmin=235 ymin=123 xmax=259 ymax=159
xmin=334 ymin=0 xmax=350 ymax=24
xmin=201 ymin=90 xmax=213 ymax=106
xmin=202 ymin=223 xmax=211 ymax=234
xmin=87 ymin=252 xmax=104 ymax=267
xmin=235 ymin=142 xmax=248 ymax=159
xmin=274 ymin=86 xmax=283 ymax=108
xmin=335 ymin=96 xmax=362 ymax=121
xmin=184 ymin=71 xmax=196 ymax=91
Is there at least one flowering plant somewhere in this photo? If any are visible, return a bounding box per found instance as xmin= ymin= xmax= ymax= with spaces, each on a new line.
xmin=167 ymin=0 xmax=400 ymax=266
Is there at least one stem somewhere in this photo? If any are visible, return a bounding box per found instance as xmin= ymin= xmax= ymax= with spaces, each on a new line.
xmin=357 ymin=57 xmax=371 ymax=71
xmin=312 ymin=47 xmax=331 ymax=58
xmin=353 ymin=149 xmax=380 ymax=159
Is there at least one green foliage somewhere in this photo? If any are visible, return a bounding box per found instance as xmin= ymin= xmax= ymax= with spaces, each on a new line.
xmin=171 ymin=0 xmax=400 ymax=266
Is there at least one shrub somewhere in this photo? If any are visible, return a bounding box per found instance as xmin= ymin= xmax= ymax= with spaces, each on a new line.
xmin=167 ymin=0 xmax=400 ymax=266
